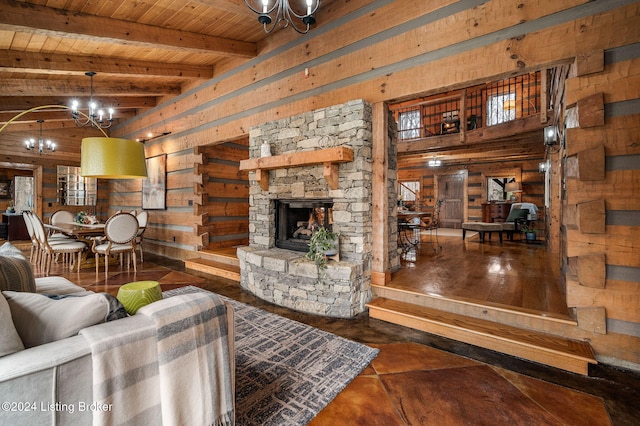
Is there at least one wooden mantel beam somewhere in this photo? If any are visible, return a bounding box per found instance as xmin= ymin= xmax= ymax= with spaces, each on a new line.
xmin=0 ymin=0 xmax=257 ymax=59
xmin=240 ymin=146 xmax=354 ymax=191
xmin=0 ymin=50 xmax=214 ymax=80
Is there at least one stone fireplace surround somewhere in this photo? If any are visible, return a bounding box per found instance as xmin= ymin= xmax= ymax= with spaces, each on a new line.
xmin=237 ymin=100 xmax=385 ymax=318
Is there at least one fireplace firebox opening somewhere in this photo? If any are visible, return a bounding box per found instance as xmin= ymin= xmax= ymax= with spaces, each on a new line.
xmin=276 ymin=199 xmax=334 ymax=252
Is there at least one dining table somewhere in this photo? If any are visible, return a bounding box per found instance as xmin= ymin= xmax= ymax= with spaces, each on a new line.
xmin=397 ymin=211 xmax=432 ymax=250
xmin=44 ymin=221 xmax=107 ymax=271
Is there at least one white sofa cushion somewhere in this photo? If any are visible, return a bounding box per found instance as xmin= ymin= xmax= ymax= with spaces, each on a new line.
xmin=0 ymin=292 xmax=24 ymax=356
xmin=0 ymin=242 xmax=36 ymax=293
xmin=3 ymin=291 xmax=110 ymax=348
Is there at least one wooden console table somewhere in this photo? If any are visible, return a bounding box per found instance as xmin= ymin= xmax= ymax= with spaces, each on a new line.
xmin=481 ymin=202 xmax=513 ymax=223
xmin=239 ymin=146 xmax=354 ymax=191
xmin=2 ymin=213 xmax=29 ymax=241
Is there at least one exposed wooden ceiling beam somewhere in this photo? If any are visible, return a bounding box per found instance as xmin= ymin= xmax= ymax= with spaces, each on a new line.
xmin=0 ymin=50 xmax=214 ymax=79
xmin=0 ymin=110 xmax=137 ymax=125
xmin=0 ymin=96 xmax=157 ymax=112
xmin=0 ymin=0 xmax=257 ymax=58
xmin=0 ymin=78 xmax=181 ymax=97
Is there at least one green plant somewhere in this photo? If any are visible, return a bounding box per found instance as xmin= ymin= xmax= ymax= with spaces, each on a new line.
xmin=305 ymin=227 xmax=339 ymax=281
xmin=520 ymin=224 xmax=536 ymax=233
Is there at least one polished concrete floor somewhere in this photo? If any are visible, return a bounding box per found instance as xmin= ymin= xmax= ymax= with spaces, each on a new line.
xmin=22 ymin=246 xmax=640 ymax=425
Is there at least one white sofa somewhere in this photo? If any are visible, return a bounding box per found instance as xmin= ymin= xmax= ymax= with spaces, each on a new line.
xmin=0 ymin=246 xmax=235 ymax=425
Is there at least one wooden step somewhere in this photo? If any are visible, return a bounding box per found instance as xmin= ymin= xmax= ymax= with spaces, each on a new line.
xmin=198 ymin=248 xmax=240 ymax=267
xmin=366 ymin=297 xmax=597 ymax=375
xmin=184 ymin=258 xmax=240 ymax=282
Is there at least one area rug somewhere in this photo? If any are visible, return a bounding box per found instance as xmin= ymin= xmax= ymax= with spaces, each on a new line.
xmin=164 ymin=286 xmax=379 ymax=425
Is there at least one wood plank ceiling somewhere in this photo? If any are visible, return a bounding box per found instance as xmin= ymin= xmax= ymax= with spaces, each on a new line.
xmin=0 ymin=0 xmax=546 ymax=169
xmin=0 ymin=0 xmax=269 ymax=134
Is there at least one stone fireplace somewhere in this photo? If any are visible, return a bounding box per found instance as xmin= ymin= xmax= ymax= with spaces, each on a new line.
xmin=237 ymin=100 xmax=398 ymax=318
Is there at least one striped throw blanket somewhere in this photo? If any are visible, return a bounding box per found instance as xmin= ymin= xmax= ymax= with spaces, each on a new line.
xmin=80 ymin=292 xmax=235 ymax=426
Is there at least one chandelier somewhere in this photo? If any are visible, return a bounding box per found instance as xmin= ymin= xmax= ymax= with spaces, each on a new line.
xmin=428 ymin=158 xmax=441 ymax=167
xmin=244 ymin=0 xmax=320 ymax=34
xmin=24 ymin=120 xmax=55 ymax=154
xmin=71 ymin=72 xmax=114 ymax=129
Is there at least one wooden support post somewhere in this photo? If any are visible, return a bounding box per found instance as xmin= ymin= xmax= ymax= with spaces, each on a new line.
xmin=540 ymin=68 xmax=548 ymax=123
xmin=371 ymin=102 xmax=390 ymax=285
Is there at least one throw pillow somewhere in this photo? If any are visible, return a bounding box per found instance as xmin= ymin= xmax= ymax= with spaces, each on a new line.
xmin=2 ymin=291 xmax=110 ymax=348
xmin=506 ymin=208 xmax=529 ymax=223
xmin=44 ymin=293 xmax=128 ymax=322
xmin=0 ymin=292 xmax=24 ymax=357
xmin=0 ymin=243 xmax=36 ymax=293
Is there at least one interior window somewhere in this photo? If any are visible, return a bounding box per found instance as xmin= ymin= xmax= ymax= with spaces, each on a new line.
xmin=487 ymin=176 xmax=515 ymax=201
xmin=398 ymin=109 xmax=421 ymax=140
xmin=486 ymin=93 xmax=516 ymax=126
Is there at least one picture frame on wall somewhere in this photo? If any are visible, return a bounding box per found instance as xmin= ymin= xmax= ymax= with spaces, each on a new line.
xmin=0 ymin=180 xmax=10 ymax=199
xmin=142 ymin=154 xmax=166 ymax=210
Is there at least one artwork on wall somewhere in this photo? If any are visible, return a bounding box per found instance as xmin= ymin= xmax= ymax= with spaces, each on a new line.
xmin=142 ymin=154 xmax=166 ymax=210
xmin=0 ymin=181 xmax=10 ymax=199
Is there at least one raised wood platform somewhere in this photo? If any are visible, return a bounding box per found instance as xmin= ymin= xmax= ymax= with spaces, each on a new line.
xmin=184 ymin=248 xmax=240 ymax=282
xmin=367 ymin=297 xmax=597 ymax=375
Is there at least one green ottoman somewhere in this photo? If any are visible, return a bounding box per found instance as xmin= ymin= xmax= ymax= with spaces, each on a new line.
xmin=117 ymin=281 xmax=162 ymax=315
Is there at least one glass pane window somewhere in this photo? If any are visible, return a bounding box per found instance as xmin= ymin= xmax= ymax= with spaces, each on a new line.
xmin=13 ymin=176 xmax=34 ymax=212
xmin=398 ymin=109 xmax=421 ymax=140
xmin=486 ymin=93 xmax=516 ymax=126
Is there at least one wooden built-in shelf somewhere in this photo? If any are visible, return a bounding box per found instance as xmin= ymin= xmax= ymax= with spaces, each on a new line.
xmin=239 ymin=146 xmax=354 ymax=190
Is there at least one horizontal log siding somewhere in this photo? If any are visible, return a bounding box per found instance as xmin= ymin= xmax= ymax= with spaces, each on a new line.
xmin=563 ymin=41 xmax=640 ymax=364
xmin=200 ymin=141 xmax=249 ymax=249
xmin=108 ymin=1 xmax=639 ymax=365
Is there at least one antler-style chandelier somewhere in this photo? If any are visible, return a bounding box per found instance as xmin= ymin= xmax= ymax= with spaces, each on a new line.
xmin=71 ymin=72 xmax=114 ymax=129
xmin=244 ymin=0 xmax=320 ymax=34
xmin=24 ymin=119 xmax=55 ymax=154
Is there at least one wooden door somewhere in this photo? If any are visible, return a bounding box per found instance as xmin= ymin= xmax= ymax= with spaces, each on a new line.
xmin=437 ymin=174 xmax=465 ymax=228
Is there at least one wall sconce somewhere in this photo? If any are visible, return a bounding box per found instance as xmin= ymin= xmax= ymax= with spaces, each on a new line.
xmin=539 ymin=161 xmax=549 ymax=173
xmin=544 ymin=125 xmax=558 ymax=146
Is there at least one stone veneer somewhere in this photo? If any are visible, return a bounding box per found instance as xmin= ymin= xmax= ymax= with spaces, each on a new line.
xmin=238 ymin=99 xmax=398 ymax=318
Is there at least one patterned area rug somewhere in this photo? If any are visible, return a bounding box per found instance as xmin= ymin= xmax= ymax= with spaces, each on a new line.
xmin=164 ymin=286 xmax=379 ymax=425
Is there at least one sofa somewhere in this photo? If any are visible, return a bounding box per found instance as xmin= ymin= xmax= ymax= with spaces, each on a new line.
xmin=0 ymin=242 xmax=235 ymax=425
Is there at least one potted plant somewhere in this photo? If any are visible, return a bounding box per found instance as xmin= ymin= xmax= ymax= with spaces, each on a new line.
xmin=520 ymin=224 xmax=537 ymax=241
xmin=305 ymin=227 xmax=339 ymax=282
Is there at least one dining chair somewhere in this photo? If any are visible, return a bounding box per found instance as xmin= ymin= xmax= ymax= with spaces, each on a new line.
xmin=22 ymin=212 xmax=39 ymax=264
xmin=134 ymin=210 xmax=148 ymax=263
xmin=91 ymin=212 xmax=139 ymax=275
xmin=29 ymin=213 xmax=88 ymax=276
xmin=420 ymin=199 xmax=443 ymax=251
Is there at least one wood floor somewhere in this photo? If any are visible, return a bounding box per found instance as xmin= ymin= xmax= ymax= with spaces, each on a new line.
xmin=7 ymin=241 xmax=639 ymax=424
xmin=392 ymin=229 xmax=571 ymax=318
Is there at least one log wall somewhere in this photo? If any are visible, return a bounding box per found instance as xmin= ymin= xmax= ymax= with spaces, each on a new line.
xmin=561 ymin=42 xmax=640 ymax=367
xmin=96 ymin=0 xmax=638 ymax=365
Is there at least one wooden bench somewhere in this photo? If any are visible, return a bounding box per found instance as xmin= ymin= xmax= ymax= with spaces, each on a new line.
xmin=462 ymin=222 xmax=503 ymax=243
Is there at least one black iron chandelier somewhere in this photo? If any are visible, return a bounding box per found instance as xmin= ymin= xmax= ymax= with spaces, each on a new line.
xmin=244 ymin=0 xmax=320 ymax=34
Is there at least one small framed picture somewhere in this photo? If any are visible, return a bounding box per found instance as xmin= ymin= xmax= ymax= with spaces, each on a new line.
xmin=0 ymin=181 xmax=10 ymax=199
xmin=142 ymin=154 xmax=166 ymax=210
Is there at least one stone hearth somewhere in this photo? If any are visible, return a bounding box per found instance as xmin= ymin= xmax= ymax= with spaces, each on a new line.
xmin=238 ymin=99 xmax=398 ymax=318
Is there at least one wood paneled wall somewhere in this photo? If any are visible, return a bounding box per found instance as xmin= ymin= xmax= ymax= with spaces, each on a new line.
xmin=101 ymin=1 xmax=638 ymax=365
xmin=399 ymin=159 xmax=545 ymax=225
